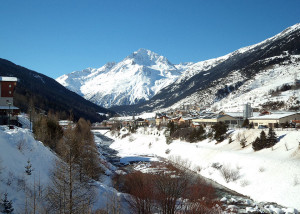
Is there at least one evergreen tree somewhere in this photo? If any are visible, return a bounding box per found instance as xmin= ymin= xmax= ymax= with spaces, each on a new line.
xmin=267 ymin=127 xmax=277 ymax=148
xmin=252 ymin=137 xmax=262 ymax=151
xmin=249 ymin=122 xmax=254 ymax=129
xmin=212 ymin=122 xmax=228 ymax=142
xmin=252 ymin=131 xmax=268 ymax=151
xmin=167 ymin=121 xmax=176 ymax=136
xmin=242 ymin=119 xmax=249 ymax=128
xmin=260 ymin=130 xmax=268 ymax=148
xmin=196 ymin=125 xmax=206 ymax=141
xmin=0 ymin=193 xmax=14 ymax=214
xmin=25 ymin=159 xmax=33 ymax=175
xmin=188 ymin=128 xmax=197 ymax=143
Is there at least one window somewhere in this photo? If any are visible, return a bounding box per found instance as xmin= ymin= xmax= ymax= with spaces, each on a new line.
xmin=9 ymin=91 xmax=11 ymax=94
xmin=254 ymin=123 xmax=258 ymax=126
xmin=9 ymin=84 xmax=11 ymax=88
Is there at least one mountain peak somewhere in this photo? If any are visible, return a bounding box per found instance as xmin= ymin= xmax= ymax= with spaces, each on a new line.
xmin=126 ymin=48 xmax=170 ymax=66
xmin=134 ymin=48 xmax=153 ymax=55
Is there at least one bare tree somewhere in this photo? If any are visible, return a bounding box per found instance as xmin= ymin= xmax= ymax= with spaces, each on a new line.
xmin=46 ymin=159 xmax=95 ymax=214
xmin=153 ymin=165 xmax=190 ymax=214
xmin=124 ymin=171 xmax=155 ymax=214
xmin=47 ymin=122 xmax=96 ymax=214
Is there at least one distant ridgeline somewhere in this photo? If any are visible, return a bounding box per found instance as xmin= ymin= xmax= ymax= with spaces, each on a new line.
xmin=0 ymin=58 xmax=115 ymax=122
xmin=111 ymin=24 xmax=300 ymax=114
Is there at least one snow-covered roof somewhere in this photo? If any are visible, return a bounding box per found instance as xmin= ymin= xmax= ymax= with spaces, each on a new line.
xmin=59 ymin=120 xmax=73 ymax=126
xmin=225 ymin=112 xmax=244 ymax=118
xmin=225 ymin=112 xmax=260 ymax=118
xmin=181 ymin=117 xmax=193 ymax=120
xmin=0 ymin=77 xmax=18 ymax=82
xmin=249 ymin=112 xmax=299 ymax=120
xmin=0 ymin=106 xmax=19 ymax=110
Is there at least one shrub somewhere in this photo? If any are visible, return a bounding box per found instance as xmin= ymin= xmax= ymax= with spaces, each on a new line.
xmin=236 ymin=132 xmax=247 ymax=148
xmin=166 ymin=136 xmax=173 ymax=145
xmin=170 ymin=126 xmax=206 ymax=143
xmin=240 ymin=179 xmax=250 ymax=187
xmin=219 ymin=165 xmax=241 ymax=183
xmin=211 ymin=162 xmax=222 ymax=170
xmin=258 ymin=167 xmax=265 ymax=172
xmin=129 ymin=135 xmax=135 ymax=142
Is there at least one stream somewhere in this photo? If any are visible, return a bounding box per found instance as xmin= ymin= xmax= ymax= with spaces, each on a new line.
xmin=93 ymin=131 xmax=296 ymax=214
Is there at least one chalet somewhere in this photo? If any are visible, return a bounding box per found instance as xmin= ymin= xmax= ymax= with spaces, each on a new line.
xmin=249 ymin=112 xmax=300 ymax=128
xmin=178 ymin=117 xmax=193 ymax=127
xmin=155 ymin=115 xmax=169 ymax=126
xmin=136 ymin=118 xmax=147 ymax=127
xmin=145 ymin=118 xmax=156 ymax=127
xmin=0 ymin=77 xmax=19 ymax=126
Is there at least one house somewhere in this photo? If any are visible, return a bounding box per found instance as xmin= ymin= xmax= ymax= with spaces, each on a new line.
xmin=0 ymin=77 xmax=19 ymax=126
xmin=155 ymin=115 xmax=169 ymax=126
xmin=192 ymin=113 xmax=240 ymax=127
xmin=136 ymin=118 xmax=147 ymax=127
xmin=145 ymin=118 xmax=156 ymax=127
xmin=178 ymin=117 xmax=193 ymax=127
xmin=249 ymin=112 xmax=300 ymax=128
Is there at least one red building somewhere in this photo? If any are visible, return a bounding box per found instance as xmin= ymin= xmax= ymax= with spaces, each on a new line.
xmin=0 ymin=77 xmax=19 ymax=125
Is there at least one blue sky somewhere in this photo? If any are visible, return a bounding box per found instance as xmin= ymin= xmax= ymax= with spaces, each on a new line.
xmin=1 ymin=0 xmax=300 ymax=79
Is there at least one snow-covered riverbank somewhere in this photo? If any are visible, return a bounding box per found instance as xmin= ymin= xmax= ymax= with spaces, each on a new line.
xmin=99 ymin=127 xmax=300 ymax=211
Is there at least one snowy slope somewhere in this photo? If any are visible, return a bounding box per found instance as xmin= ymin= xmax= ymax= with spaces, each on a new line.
xmin=0 ymin=127 xmax=56 ymax=212
xmin=144 ymin=23 xmax=300 ymax=113
xmin=0 ymin=126 xmax=130 ymax=213
xmin=57 ymin=49 xmax=182 ymax=107
xmin=170 ymin=52 xmax=300 ymax=112
xmin=108 ymin=127 xmax=300 ymax=210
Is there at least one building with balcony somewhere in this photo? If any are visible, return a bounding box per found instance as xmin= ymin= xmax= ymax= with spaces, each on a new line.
xmin=0 ymin=77 xmax=19 ymax=125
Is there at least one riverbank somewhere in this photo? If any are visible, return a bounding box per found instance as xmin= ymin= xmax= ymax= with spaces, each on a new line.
xmin=97 ymin=127 xmax=300 ymax=211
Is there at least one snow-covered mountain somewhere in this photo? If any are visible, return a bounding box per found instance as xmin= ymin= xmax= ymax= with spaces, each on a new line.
xmin=58 ymin=24 xmax=300 ymax=113
xmin=111 ymin=23 xmax=300 ymax=114
xmin=169 ymin=23 xmax=300 ymax=112
xmin=57 ymin=49 xmax=182 ymax=107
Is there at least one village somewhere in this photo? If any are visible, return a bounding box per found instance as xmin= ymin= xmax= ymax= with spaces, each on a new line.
xmin=96 ymin=103 xmax=300 ymax=131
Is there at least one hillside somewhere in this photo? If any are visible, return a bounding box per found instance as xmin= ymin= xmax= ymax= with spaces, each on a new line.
xmin=0 ymin=58 xmax=114 ymax=122
xmin=111 ymin=23 xmax=300 ymax=114
xmin=0 ymin=125 xmax=131 ymax=213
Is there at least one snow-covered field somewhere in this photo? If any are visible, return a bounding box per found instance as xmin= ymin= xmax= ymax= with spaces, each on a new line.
xmin=106 ymin=127 xmax=300 ymax=210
